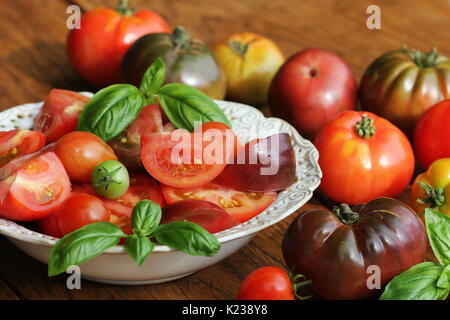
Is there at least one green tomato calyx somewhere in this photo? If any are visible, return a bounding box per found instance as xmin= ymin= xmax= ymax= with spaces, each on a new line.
xmin=417 ymin=181 xmax=445 ymax=208
xmin=355 ymin=114 xmax=376 ymax=139
xmin=332 ymin=204 xmax=360 ymax=225
xmin=94 ymin=165 xmax=123 ymax=192
xmin=228 ymin=39 xmax=257 ymax=58
xmin=403 ymin=45 xmax=440 ymax=68
xmin=117 ymin=0 xmax=135 ymax=17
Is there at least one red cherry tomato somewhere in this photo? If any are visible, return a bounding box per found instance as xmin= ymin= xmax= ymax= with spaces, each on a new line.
xmin=67 ymin=4 xmax=170 ymax=87
xmin=54 ymin=193 xmax=110 ymax=235
xmin=33 ymin=89 xmax=90 ymax=143
xmin=38 ymin=212 xmax=63 ymax=238
xmin=414 ymin=99 xmax=450 ymax=169
xmin=237 ymin=266 xmax=295 ymax=300
xmin=141 ymin=122 xmax=236 ymax=188
xmin=55 ymin=131 xmax=118 ymax=183
xmin=269 ymin=48 xmax=357 ymax=140
xmin=0 ymin=152 xmax=71 ymax=221
xmin=161 ymin=182 xmax=276 ymax=223
xmin=161 ymin=199 xmax=238 ymax=233
xmin=314 ymin=111 xmax=415 ymax=205
xmin=0 ymin=129 xmax=45 ymax=167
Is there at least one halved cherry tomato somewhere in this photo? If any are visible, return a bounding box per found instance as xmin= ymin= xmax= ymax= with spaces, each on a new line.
xmin=0 ymin=152 xmax=71 ymax=221
xmin=33 ymin=89 xmax=90 ymax=143
xmin=54 ymin=193 xmax=110 ymax=235
xmin=141 ymin=122 xmax=237 ymax=188
xmin=55 ymin=131 xmax=118 ymax=183
xmin=161 ymin=199 xmax=238 ymax=233
xmin=161 ymin=182 xmax=276 ymax=223
xmin=72 ymin=173 xmax=164 ymax=233
xmin=0 ymin=130 xmax=45 ymax=167
xmin=108 ymin=104 xmax=163 ymax=170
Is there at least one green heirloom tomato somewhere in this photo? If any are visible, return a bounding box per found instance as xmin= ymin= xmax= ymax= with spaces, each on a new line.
xmin=92 ymin=160 xmax=130 ymax=199
xmin=121 ymin=26 xmax=226 ymax=99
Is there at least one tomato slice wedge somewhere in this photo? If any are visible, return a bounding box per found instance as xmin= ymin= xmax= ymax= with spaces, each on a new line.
xmin=161 ymin=182 xmax=277 ymax=223
xmin=0 ymin=152 xmax=71 ymax=221
xmin=0 ymin=130 xmax=45 ymax=167
xmin=141 ymin=122 xmax=237 ymax=188
xmin=161 ymin=199 xmax=238 ymax=233
xmin=33 ymin=89 xmax=90 ymax=143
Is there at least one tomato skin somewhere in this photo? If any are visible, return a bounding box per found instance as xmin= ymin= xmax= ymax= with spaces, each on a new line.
xmin=283 ymin=198 xmax=427 ymax=300
xmin=161 ymin=199 xmax=238 ymax=233
xmin=0 ymin=152 xmax=71 ymax=221
xmin=0 ymin=130 xmax=45 ymax=166
xmin=67 ymin=7 xmax=170 ymax=88
xmin=411 ymin=158 xmax=450 ymax=221
xmin=213 ymin=32 xmax=284 ymax=105
xmin=314 ymin=111 xmax=414 ymax=205
xmin=54 ymin=193 xmax=110 ymax=235
xmin=237 ymin=266 xmax=295 ymax=300
xmin=414 ymin=100 xmax=450 ymax=169
xmin=161 ymin=182 xmax=276 ymax=223
xmin=360 ymin=49 xmax=450 ymax=136
xmin=269 ymin=48 xmax=357 ymax=140
xmin=33 ymin=89 xmax=90 ymax=143
xmin=141 ymin=122 xmax=234 ymax=188
xmin=121 ymin=28 xmax=226 ymax=99
xmin=108 ymin=104 xmax=163 ymax=170
xmin=55 ymin=131 xmax=118 ymax=183
xmin=38 ymin=213 xmax=63 ymax=238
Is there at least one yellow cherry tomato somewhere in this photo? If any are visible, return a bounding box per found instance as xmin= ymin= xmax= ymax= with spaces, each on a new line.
xmin=213 ymin=32 xmax=284 ymax=106
xmin=411 ymin=158 xmax=450 ymax=221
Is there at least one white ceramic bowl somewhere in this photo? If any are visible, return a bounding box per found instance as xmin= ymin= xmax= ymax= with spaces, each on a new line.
xmin=0 ymin=96 xmax=321 ymax=285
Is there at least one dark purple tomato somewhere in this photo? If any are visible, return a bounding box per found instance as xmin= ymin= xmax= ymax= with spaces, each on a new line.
xmin=217 ymin=133 xmax=296 ymax=192
xmin=161 ymin=199 xmax=238 ymax=233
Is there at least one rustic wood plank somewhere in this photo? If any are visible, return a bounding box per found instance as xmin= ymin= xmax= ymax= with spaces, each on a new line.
xmin=0 ymin=0 xmax=447 ymax=300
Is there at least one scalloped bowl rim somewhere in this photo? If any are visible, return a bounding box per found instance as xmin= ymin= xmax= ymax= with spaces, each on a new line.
xmin=0 ymin=94 xmax=322 ymax=254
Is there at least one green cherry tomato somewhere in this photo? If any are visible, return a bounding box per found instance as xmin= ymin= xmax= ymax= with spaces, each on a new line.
xmin=92 ymin=160 xmax=130 ymax=199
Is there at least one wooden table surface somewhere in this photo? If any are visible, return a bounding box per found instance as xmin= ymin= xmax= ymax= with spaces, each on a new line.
xmin=0 ymin=0 xmax=449 ymax=300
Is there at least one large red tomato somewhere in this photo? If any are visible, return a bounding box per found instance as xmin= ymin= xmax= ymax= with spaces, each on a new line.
xmin=268 ymin=48 xmax=357 ymax=140
xmin=67 ymin=2 xmax=170 ymax=87
xmin=282 ymin=198 xmax=427 ymax=300
xmin=314 ymin=111 xmax=414 ymax=205
xmin=414 ymin=99 xmax=450 ymax=169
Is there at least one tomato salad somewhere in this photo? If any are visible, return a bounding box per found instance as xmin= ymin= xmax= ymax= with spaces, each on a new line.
xmin=0 ymin=59 xmax=296 ymax=275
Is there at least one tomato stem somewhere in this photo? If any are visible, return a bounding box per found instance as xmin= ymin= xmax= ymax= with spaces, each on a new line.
xmin=289 ymin=273 xmax=313 ymax=300
xmin=332 ymin=204 xmax=360 ymax=225
xmin=416 ymin=181 xmax=445 ymax=208
xmin=403 ymin=45 xmax=440 ymax=68
xmin=355 ymin=114 xmax=376 ymax=139
xmin=228 ymin=39 xmax=257 ymax=58
xmin=117 ymin=0 xmax=135 ymax=16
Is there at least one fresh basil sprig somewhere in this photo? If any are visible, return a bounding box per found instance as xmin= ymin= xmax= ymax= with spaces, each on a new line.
xmin=77 ymin=58 xmax=231 ymax=141
xmin=48 ymin=200 xmax=221 ymax=275
xmin=380 ymin=209 xmax=450 ymax=300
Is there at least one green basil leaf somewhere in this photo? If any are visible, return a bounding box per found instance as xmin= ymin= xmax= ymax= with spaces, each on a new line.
xmin=124 ymin=234 xmax=155 ymax=267
xmin=437 ymin=264 xmax=450 ymax=290
xmin=77 ymin=84 xmax=146 ymax=141
xmin=425 ymin=208 xmax=450 ymax=265
xmin=156 ymin=83 xmax=231 ymax=131
xmin=131 ymin=200 xmax=161 ymax=236
xmin=153 ymin=221 xmax=220 ymax=256
xmin=139 ymin=57 xmax=165 ymax=103
xmin=380 ymin=262 xmax=449 ymax=300
xmin=48 ymin=222 xmax=125 ymax=277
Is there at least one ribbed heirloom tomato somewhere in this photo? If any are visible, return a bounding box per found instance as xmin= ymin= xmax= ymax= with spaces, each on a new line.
xmin=314 ymin=111 xmax=414 ymax=205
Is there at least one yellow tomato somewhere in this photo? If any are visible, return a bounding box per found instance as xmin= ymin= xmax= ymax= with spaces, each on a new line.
xmin=411 ymin=158 xmax=450 ymax=221
xmin=213 ymin=32 xmax=284 ymax=106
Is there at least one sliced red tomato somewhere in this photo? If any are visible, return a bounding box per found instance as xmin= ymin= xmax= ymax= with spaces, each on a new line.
xmin=33 ymin=89 xmax=90 ymax=143
xmin=72 ymin=173 xmax=164 ymax=232
xmin=141 ymin=122 xmax=237 ymax=188
xmin=0 ymin=130 xmax=45 ymax=167
xmin=0 ymin=152 xmax=71 ymax=221
xmin=161 ymin=182 xmax=276 ymax=223
xmin=161 ymin=199 xmax=238 ymax=233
